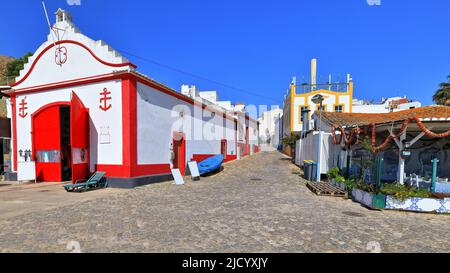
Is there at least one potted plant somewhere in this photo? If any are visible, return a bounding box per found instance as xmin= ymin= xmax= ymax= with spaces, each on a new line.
xmin=381 ymin=184 xmax=450 ymax=213
xmin=351 ymin=182 xmax=386 ymax=210
xmin=327 ymin=167 xmax=341 ymax=184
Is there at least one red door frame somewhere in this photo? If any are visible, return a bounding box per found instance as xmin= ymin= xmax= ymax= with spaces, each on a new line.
xmin=221 ymin=139 xmax=227 ymax=159
xmin=172 ymin=132 xmax=186 ymax=176
xmin=31 ymin=101 xmax=71 ymax=182
xmin=245 ymin=126 xmax=250 ymax=156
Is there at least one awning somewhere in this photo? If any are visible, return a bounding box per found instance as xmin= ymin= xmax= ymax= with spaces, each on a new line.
xmin=0 ymin=117 xmax=11 ymax=138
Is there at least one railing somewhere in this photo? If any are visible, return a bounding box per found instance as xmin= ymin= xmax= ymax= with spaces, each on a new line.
xmin=295 ymin=83 xmax=350 ymax=93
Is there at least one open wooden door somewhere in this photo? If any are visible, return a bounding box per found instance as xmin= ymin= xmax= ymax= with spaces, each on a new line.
xmin=71 ymin=92 xmax=90 ymax=183
xmin=33 ymin=105 xmax=63 ymax=182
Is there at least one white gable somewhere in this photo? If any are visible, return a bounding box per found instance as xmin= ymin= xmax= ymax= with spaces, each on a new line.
xmin=12 ymin=9 xmax=135 ymax=90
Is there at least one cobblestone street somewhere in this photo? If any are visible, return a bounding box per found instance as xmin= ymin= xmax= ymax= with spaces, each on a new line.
xmin=0 ymin=151 xmax=449 ymax=253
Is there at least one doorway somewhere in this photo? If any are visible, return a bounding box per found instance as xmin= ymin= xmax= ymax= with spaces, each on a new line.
xmin=221 ymin=139 xmax=227 ymax=159
xmin=33 ymin=93 xmax=89 ymax=182
xmin=172 ymin=132 xmax=186 ymax=176
xmin=33 ymin=104 xmax=69 ymax=182
xmin=59 ymin=106 xmax=72 ymax=181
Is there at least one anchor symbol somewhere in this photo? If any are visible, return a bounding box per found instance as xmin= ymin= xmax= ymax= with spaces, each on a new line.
xmin=19 ymin=99 xmax=28 ymax=118
xmin=99 ymin=88 xmax=112 ymax=112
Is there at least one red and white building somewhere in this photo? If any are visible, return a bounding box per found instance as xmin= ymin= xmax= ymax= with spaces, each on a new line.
xmin=5 ymin=9 xmax=259 ymax=188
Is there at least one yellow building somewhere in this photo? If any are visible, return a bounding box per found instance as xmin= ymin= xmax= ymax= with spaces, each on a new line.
xmin=283 ymin=59 xmax=354 ymax=137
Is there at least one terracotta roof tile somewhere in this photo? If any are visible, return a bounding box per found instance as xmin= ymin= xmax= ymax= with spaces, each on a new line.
xmin=321 ymin=106 xmax=450 ymax=127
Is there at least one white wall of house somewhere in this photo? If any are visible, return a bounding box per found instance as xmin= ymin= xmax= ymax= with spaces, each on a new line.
xmin=352 ymin=97 xmax=422 ymax=114
xmin=296 ymin=132 xmax=341 ymax=175
xmin=137 ymin=82 xmax=237 ymax=167
xmin=292 ymin=92 xmax=352 ymax=132
xmin=15 ymin=80 xmax=123 ymax=171
xmin=259 ymin=108 xmax=283 ymax=147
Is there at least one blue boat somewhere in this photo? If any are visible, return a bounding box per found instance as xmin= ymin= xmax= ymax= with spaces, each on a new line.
xmin=198 ymin=155 xmax=224 ymax=175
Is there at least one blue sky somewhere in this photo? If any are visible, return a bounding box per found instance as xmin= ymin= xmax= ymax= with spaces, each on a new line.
xmin=1 ymin=0 xmax=449 ymax=109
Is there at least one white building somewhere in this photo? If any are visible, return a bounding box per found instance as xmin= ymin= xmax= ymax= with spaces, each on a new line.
xmin=4 ymin=9 xmax=259 ymax=187
xmin=258 ymin=108 xmax=283 ymax=148
xmin=352 ymin=97 xmax=422 ymax=113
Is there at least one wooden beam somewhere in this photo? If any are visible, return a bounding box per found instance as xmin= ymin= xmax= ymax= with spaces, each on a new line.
xmin=405 ymin=129 xmax=432 ymax=148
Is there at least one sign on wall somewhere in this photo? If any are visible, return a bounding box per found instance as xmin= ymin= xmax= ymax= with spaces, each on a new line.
xmin=18 ymin=161 xmax=36 ymax=182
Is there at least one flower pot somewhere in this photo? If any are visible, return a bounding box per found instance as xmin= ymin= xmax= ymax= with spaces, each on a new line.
xmin=385 ymin=196 xmax=450 ymax=214
xmin=351 ymin=188 xmax=386 ymax=210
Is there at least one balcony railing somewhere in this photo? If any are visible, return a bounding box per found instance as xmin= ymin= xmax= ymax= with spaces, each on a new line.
xmin=295 ymin=83 xmax=350 ymax=93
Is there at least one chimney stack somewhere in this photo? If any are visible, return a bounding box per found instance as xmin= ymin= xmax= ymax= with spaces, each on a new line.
xmin=311 ymin=58 xmax=317 ymax=86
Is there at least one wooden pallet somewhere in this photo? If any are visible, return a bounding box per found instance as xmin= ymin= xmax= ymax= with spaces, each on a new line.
xmin=307 ymin=182 xmax=348 ymax=198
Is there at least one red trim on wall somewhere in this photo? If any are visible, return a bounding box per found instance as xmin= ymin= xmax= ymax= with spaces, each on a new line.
xmin=10 ymin=40 xmax=136 ymax=87
xmin=254 ymin=146 xmax=260 ymax=154
xmin=121 ymin=76 xmax=138 ymax=177
xmin=191 ymin=154 xmax=236 ymax=164
xmin=132 ymin=164 xmax=172 ymax=177
xmin=191 ymin=154 xmax=215 ymax=164
xmin=11 ymin=96 xmax=18 ymax=171
xmin=245 ymin=126 xmax=250 ymax=156
xmin=97 ymin=164 xmax=171 ymax=178
xmin=96 ymin=165 xmax=129 ymax=178
xmin=9 ymin=71 xmax=240 ymax=125
xmin=131 ymin=74 xmax=237 ymax=123
xmin=238 ymin=143 xmax=248 ymax=157
xmin=12 ymin=73 xmax=122 ymax=95
xmin=234 ymin=120 xmax=238 ymax=160
xmin=224 ymin=155 xmax=237 ymax=163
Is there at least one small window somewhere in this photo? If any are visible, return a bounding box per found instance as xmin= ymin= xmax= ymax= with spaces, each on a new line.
xmin=317 ymin=105 xmax=326 ymax=111
xmin=36 ymin=150 xmax=61 ymax=163
xmin=334 ymin=105 xmax=344 ymax=113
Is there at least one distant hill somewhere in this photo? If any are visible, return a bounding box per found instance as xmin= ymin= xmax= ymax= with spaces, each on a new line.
xmin=0 ymin=55 xmax=15 ymax=117
xmin=0 ymin=55 xmax=15 ymax=83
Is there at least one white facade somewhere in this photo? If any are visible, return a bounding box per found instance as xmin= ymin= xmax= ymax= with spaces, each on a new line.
xmin=198 ymin=91 xmax=218 ymax=103
xmin=137 ymin=82 xmax=238 ymax=166
xmin=352 ymin=97 xmax=422 ymax=114
xmin=291 ymin=91 xmax=352 ymax=132
xmin=295 ymin=132 xmax=341 ymax=175
xmin=7 ymin=9 xmax=260 ymax=186
xmin=258 ymin=108 xmax=283 ymax=147
xmin=15 ymin=80 xmax=124 ymax=171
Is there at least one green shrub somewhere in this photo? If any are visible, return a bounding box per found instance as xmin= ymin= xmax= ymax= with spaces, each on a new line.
xmin=343 ymin=179 xmax=357 ymax=191
xmin=380 ymin=184 xmax=430 ymax=201
xmin=327 ymin=167 xmax=341 ymax=180
xmin=355 ymin=181 xmax=378 ymax=193
xmin=335 ymin=175 xmax=345 ymax=183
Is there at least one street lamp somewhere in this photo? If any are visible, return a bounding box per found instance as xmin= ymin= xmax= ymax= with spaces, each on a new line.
xmin=312 ymin=94 xmax=325 ymax=182
xmin=312 ymin=94 xmax=324 ymax=131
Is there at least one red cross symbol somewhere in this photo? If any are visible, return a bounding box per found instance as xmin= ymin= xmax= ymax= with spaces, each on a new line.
xmin=99 ymin=88 xmax=112 ymax=111
xmin=19 ymin=99 xmax=28 ymax=118
xmin=55 ymin=46 xmax=68 ymax=66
